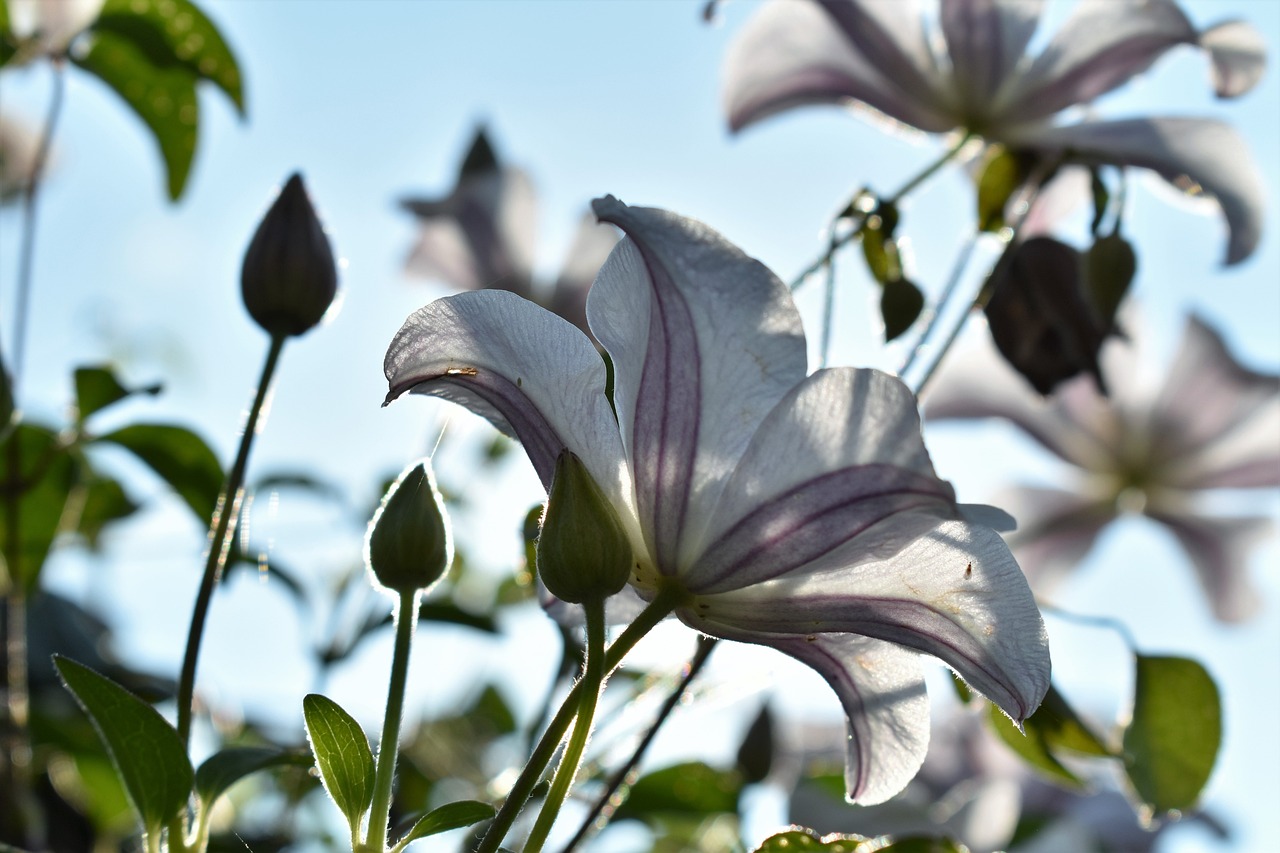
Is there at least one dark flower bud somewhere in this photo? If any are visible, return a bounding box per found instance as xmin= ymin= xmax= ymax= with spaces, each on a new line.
xmin=366 ymin=461 xmax=452 ymax=596
xmin=537 ymin=450 xmax=633 ymax=605
xmin=241 ymin=173 xmax=338 ymax=338
xmin=735 ymin=703 xmax=775 ymax=784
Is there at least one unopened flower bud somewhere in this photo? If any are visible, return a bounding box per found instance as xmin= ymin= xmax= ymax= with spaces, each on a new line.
xmin=365 ymin=461 xmax=452 ymax=596
xmin=537 ymin=450 xmax=633 ymax=605
xmin=241 ymin=173 xmax=338 ymax=338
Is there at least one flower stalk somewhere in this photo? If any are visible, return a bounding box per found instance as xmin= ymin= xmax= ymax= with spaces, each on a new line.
xmin=365 ymin=589 xmax=420 ymax=853
xmin=523 ymin=598 xmax=606 ymax=853
xmin=176 ymin=332 xmax=286 ymax=747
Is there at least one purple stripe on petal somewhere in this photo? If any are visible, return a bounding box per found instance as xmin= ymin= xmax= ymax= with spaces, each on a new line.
xmin=693 ymin=464 xmax=955 ymax=594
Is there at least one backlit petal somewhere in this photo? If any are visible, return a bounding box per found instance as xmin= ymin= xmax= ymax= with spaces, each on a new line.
xmin=383 ymin=291 xmax=632 ymax=522
xmin=690 ymin=368 xmax=956 ymax=591
xmin=1146 ymin=508 xmax=1270 ymax=622
xmin=1004 ymin=486 xmax=1116 ymax=591
xmin=998 ymin=0 xmax=1198 ymax=122
xmin=1005 ymin=117 xmax=1264 ymax=264
xmin=704 ymin=629 xmax=930 ymax=805
xmin=723 ymin=0 xmax=956 ymax=134
xmin=698 ymin=519 xmax=1050 ymax=722
xmin=941 ymin=0 xmax=1044 ymax=114
xmin=1199 ymin=20 xmax=1267 ymax=99
xmin=588 ymin=196 xmax=807 ymax=571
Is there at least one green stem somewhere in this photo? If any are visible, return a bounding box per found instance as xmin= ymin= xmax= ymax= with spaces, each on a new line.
xmin=176 ymin=333 xmax=287 ymax=747
xmin=366 ymin=589 xmax=420 ymax=853
xmin=790 ymin=132 xmax=974 ymax=293
xmin=562 ymin=636 xmax=717 ymax=852
xmin=5 ymin=59 xmax=66 ymax=396
xmin=898 ymin=230 xmax=979 ymax=380
xmin=474 ymin=586 xmax=683 ymax=853
xmin=523 ymin=600 xmax=606 ymax=853
xmin=1039 ymin=602 xmax=1138 ymax=651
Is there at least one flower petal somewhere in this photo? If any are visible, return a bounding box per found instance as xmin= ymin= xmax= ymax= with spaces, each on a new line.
xmin=1004 ymin=486 xmax=1116 ymax=592
xmin=940 ymin=0 xmax=1045 ymax=114
xmin=588 ymin=196 xmax=807 ymax=571
xmin=1004 ymin=117 xmax=1264 ymax=265
xmin=924 ymin=336 xmax=1122 ymax=472
xmin=1199 ymin=19 xmax=1267 ymax=99
xmin=383 ymin=290 xmax=632 ymax=517
xmin=401 ymin=168 xmax=537 ymax=292
xmin=998 ymin=0 xmax=1199 ymax=122
xmin=697 ymin=519 xmax=1051 ymax=723
xmin=1145 ymin=508 xmax=1271 ymax=622
xmin=545 ymin=213 xmax=620 ymax=337
xmin=689 ymin=368 xmax=956 ymax=592
xmin=723 ymin=0 xmax=956 ymax=134
xmin=1152 ymin=315 xmax=1280 ymax=488
xmin=705 ymin=629 xmax=930 ymax=805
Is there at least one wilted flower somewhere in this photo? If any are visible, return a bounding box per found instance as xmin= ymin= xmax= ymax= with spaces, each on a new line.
xmin=241 ymin=173 xmax=339 ymax=339
xmin=5 ymin=0 xmax=103 ymax=58
xmin=926 ymin=315 xmax=1279 ymax=621
xmin=366 ymin=460 xmax=453 ymax=596
xmin=385 ymin=196 xmax=1050 ymax=804
xmin=723 ymin=0 xmax=1267 ymax=264
xmin=399 ymin=128 xmax=619 ymax=336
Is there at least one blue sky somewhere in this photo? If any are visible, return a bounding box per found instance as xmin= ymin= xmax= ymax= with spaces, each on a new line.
xmin=2 ymin=1 xmax=1277 ymax=850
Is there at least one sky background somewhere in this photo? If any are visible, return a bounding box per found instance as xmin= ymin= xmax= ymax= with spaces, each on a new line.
xmin=1 ymin=1 xmax=1278 ymax=850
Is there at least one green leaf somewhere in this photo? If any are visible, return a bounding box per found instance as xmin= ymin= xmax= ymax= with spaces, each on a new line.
xmin=735 ymin=704 xmax=774 ymax=784
xmin=76 ymin=475 xmax=141 ymax=549
xmin=195 ymin=746 xmax=311 ymax=806
xmin=860 ymin=224 xmax=900 ymax=285
xmin=880 ymin=277 xmax=924 ymax=342
xmin=54 ymin=656 xmax=193 ymax=836
xmin=1 ymin=423 xmax=76 ymax=592
xmin=1 ymin=353 xmax=13 ymax=440
xmin=989 ymin=701 xmax=1083 ymax=788
xmin=0 ymin=0 xmax=15 ymax=68
xmin=751 ymin=829 xmax=864 ymax=852
xmin=1083 ymin=233 xmax=1136 ymax=335
xmin=1035 ymin=685 xmax=1113 ymax=757
xmin=302 ymin=693 xmax=376 ymax=831
xmin=976 ymin=147 xmax=1026 ymax=233
xmin=615 ymin=761 xmax=742 ymax=823
xmin=395 ymin=800 xmax=495 ymax=847
xmin=95 ymin=422 xmax=223 ymax=523
xmin=73 ymin=28 xmax=199 ymax=200
xmin=92 ymin=0 xmax=245 ymax=112
xmin=879 ymin=838 xmax=969 ymax=853
xmin=1123 ymin=655 xmax=1222 ymax=817
xmin=1089 ymin=167 xmax=1111 ymax=236
xmin=74 ymin=365 xmax=161 ymax=421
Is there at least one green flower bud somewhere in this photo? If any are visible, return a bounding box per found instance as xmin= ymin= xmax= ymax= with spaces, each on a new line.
xmin=537 ymin=450 xmax=633 ymax=605
xmin=365 ymin=461 xmax=452 ymax=596
xmin=241 ymin=173 xmax=338 ymax=338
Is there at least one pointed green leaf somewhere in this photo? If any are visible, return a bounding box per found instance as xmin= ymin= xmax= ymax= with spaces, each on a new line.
xmin=1 ymin=354 xmax=13 ymax=439
xmin=73 ymin=29 xmax=199 ymax=200
xmin=1083 ymin=233 xmax=1136 ymax=335
xmin=76 ymin=475 xmax=141 ymax=549
xmin=303 ymin=693 xmax=376 ymax=831
xmin=195 ymin=746 xmax=311 ymax=806
xmin=977 ymin=147 xmax=1025 ymax=233
xmin=95 ymin=423 xmax=223 ymax=523
xmin=395 ymin=800 xmax=496 ymax=847
xmin=860 ymin=225 xmax=900 ymax=285
xmin=74 ymin=365 xmax=162 ymax=422
xmin=989 ymin=700 xmax=1083 ymax=788
xmin=1 ymin=423 xmax=76 ymax=592
xmin=92 ymin=0 xmax=244 ymax=112
xmin=615 ymin=761 xmax=742 ymax=823
xmin=1035 ymin=685 xmax=1113 ymax=757
xmin=1089 ymin=167 xmax=1111 ymax=237
xmin=881 ymin=277 xmax=924 ymax=342
xmin=54 ymin=656 xmax=193 ymax=835
xmin=1123 ymin=655 xmax=1221 ymax=816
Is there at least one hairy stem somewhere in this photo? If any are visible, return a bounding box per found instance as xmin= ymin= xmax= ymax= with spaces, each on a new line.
xmin=523 ymin=600 xmax=606 ymax=853
xmin=176 ymin=333 xmax=287 ymax=747
xmin=474 ymin=586 xmax=683 ymax=853
xmin=562 ymin=636 xmax=717 ymax=852
xmin=366 ymin=589 xmax=420 ymax=853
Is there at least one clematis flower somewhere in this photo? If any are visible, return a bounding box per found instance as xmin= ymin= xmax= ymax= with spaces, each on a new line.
xmin=723 ymin=0 xmax=1267 ymax=264
xmin=399 ymin=129 xmax=619 ymax=337
xmin=384 ymin=196 xmax=1050 ymax=804
xmin=6 ymin=0 xmax=104 ymax=57
xmin=925 ymin=315 xmax=1280 ymax=621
